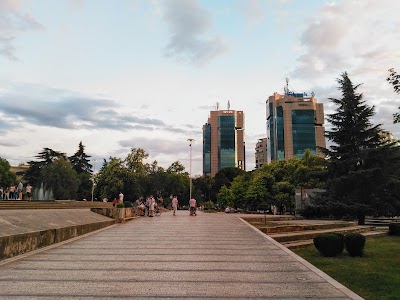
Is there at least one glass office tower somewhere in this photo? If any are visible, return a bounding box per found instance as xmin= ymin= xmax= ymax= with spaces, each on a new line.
xmin=203 ymin=109 xmax=245 ymax=177
xmin=266 ymin=92 xmax=325 ymax=163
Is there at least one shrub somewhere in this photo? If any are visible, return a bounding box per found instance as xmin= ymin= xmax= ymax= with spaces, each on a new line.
xmin=313 ymin=233 xmax=344 ymax=257
xmin=116 ymin=203 xmax=125 ymax=208
xmin=123 ymin=201 xmax=133 ymax=208
xmin=389 ymin=223 xmax=400 ymax=236
xmin=345 ymin=233 xmax=366 ymax=257
xmin=204 ymin=201 xmax=216 ymax=211
xmin=331 ymin=232 xmax=345 ymax=253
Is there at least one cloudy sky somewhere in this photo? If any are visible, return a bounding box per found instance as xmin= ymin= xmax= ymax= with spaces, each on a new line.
xmin=0 ymin=0 xmax=399 ymax=176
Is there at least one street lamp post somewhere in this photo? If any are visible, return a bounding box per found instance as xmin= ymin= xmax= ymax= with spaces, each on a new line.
xmin=187 ymin=138 xmax=194 ymax=200
xmin=91 ymin=159 xmax=97 ymax=202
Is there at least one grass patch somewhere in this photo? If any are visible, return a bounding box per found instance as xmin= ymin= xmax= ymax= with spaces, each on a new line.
xmin=293 ymin=235 xmax=400 ymax=300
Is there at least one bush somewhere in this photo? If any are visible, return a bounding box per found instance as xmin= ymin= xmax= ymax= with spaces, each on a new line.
xmin=389 ymin=223 xmax=400 ymax=236
xmin=116 ymin=203 xmax=125 ymax=208
xmin=345 ymin=233 xmax=366 ymax=257
xmin=313 ymin=233 xmax=344 ymax=257
xmin=204 ymin=201 xmax=216 ymax=211
xmin=123 ymin=201 xmax=133 ymax=208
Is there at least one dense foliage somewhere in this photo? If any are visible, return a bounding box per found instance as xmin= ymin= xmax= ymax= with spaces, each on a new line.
xmin=387 ymin=68 xmax=400 ymax=123
xmin=0 ymin=157 xmax=17 ymax=187
xmin=314 ymin=72 xmax=400 ymax=224
xmin=216 ymin=150 xmax=326 ymax=212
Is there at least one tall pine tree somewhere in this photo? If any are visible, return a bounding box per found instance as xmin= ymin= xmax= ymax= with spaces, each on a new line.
xmin=319 ymin=72 xmax=386 ymax=224
xmin=24 ymin=148 xmax=67 ymax=186
xmin=69 ymin=142 xmax=93 ymax=174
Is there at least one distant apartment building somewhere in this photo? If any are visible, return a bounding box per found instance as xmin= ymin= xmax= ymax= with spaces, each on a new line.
xmin=266 ymin=91 xmax=326 ymax=163
xmin=255 ymin=138 xmax=267 ymax=169
xmin=203 ymin=105 xmax=245 ymax=177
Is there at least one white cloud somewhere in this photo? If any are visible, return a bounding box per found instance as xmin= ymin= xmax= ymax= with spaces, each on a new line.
xmin=0 ymin=0 xmax=43 ymax=60
xmin=158 ymin=0 xmax=227 ymax=65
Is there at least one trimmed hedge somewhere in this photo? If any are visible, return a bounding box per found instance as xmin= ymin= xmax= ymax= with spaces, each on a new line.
xmin=389 ymin=223 xmax=400 ymax=236
xmin=313 ymin=233 xmax=344 ymax=257
xmin=344 ymin=233 xmax=365 ymax=257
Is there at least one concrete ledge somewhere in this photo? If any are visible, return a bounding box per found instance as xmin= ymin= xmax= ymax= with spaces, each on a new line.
xmin=0 ymin=220 xmax=115 ymax=261
xmin=91 ymin=207 xmax=137 ymax=223
xmin=0 ymin=209 xmax=116 ymax=261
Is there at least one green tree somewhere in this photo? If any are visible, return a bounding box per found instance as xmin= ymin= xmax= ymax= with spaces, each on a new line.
xmin=211 ymin=167 xmax=246 ymax=201
xmin=38 ymin=157 xmax=80 ymax=200
xmin=0 ymin=157 xmax=17 ymax=186
xmin=167 ymin=161 xmax=187 ymax=174
xmin=272 ymin=181 xmax=295 ymax=214
xmin=319 ymin=72 xmax=384 ymax=224
xmin=125 ymin=148 xmax=149 ymax=176
xmin=69 ymin=142 xmax=93 ymax=200
xmin=95 ymin=157 xmax=129 ymax=200
xmin=230 ymin=173 xmax=251 ymax=209
xmin=69 ymin=141 xmax=92 ymax=174
xmin=217 ymin=185 xmax=234 ymax=208
xmin=245 ymin=171 xmax=274 ymax=211
xmin=24 ymin=148 xmax=67 ymax=187
xmin=387 ymin=68 xmax=400 ymax=123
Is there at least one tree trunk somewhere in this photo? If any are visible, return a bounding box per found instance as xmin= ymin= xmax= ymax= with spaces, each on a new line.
xmin=357 ymin=213 xmax=365 ymax=225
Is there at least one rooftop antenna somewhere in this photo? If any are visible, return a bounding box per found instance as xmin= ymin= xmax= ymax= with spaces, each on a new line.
xmin=311 ymin=91 xmax=315 ymax=97
xmin=285 ymin=78 xmax=289 ymax=95
xmin=216 ymin=102 xmax=219 ymax=111
xmin=227 ymin=100 xmax=230 ymax=111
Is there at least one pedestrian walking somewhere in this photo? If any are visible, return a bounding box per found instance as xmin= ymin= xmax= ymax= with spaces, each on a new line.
xmin=172 ymin=196 xmax=178 ymax=216
xmin=189 ymin=197 xmax=197 ymax=216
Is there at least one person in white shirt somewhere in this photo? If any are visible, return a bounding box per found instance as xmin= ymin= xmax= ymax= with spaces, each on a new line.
xmin=26 ymin=184 xmax=32 ymax=201
xmin=172 ymin=196 xmax=178 ymax=216
xmin=118 ymin=192 xmax=124 ymax=203
xmin=189 ymin=198 xmax=197 ymax=216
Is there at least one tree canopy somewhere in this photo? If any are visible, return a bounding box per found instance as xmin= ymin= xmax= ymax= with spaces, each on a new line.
xmin=0 ymin=157 xmax=16 ymax=187
xmin=315 ymin=72 xmax=400 ymax=223
xmin=387 ymin=68 xmax=400 ymax=123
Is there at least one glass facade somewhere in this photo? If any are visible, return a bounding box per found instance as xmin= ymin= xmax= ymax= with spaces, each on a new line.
xmin=292 ymin=110 xmax=316 ymax=158
xmin=268 ymin=102 xmax=275 ymax=161
xmin=203 ymin=124 xmax=211 ymax=174
xmin=276 ymin=106 xmax=285 ymax=160
xmin=218 ymin=116 xmax=235 ymax=170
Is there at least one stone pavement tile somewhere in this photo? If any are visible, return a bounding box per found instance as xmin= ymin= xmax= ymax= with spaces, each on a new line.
xmin=0 ymin=211 xmax=362 ymax=299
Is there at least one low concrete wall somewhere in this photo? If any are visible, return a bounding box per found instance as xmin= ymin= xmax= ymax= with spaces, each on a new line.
xmin=0 ymin=220 xmax=115 ymax=261
xmin=91 ymin=207 xmax=137 ymax=223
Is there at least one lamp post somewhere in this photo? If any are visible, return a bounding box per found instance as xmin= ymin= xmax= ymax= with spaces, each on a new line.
xmin=187 ymin=138 xmax=194 ymax=200
xmin=91 ymin=159 xmax=97 ymax=202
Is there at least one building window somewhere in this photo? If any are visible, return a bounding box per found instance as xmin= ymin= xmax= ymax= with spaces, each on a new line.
xmin=292 ymin=110 xmax=316 ymax=158
xmin=218 ymin=116 xmax=235 ymax=170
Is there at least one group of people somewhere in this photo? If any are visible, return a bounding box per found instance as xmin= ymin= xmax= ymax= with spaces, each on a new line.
xmin=136 ymin=195 xmax=164 ymax=217
xmin=109 ymin=191 xmax=197 ymax=217
xmin=0 ymin=182 xmax=32 ymax=201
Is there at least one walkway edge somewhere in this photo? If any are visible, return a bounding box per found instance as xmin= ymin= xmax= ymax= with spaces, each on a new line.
xmin=0 ymin=224 xmax=117 ymax=267
xmin=238 ymin=217 xmax=364 ymax=300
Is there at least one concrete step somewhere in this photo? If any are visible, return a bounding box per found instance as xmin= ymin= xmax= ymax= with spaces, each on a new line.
xmin=283 ymin=230 xmax=388 ymax=249
xmin=269 ymin=225 xmax=376 ymax=243
xmin=258 ymin=221 xmax=357 ymax=234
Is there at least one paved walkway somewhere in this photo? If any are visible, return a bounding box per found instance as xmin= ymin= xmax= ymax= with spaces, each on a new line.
xmin=0 ymin=211 xmax=363 ymax=299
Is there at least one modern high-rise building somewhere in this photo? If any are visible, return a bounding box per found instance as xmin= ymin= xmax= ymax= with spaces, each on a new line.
xmin=255 ymin=138 xmax=267 ymax=169
xmin=203 ymin=106 xmax=245 ymax=177
xmin=266 ymin=91 xmax=325 ymax=163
